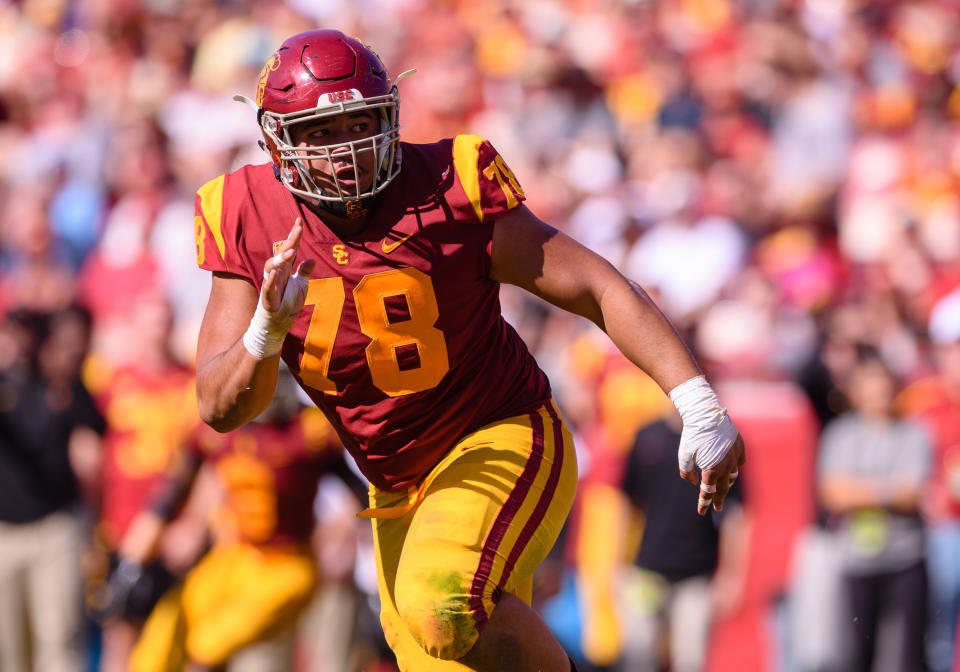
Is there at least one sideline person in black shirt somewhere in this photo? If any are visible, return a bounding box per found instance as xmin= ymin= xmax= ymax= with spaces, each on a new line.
xmin=0 ymin=306 xmax=106 ymax=672
xmin=579 ymin=410 xmax=749 ymax=672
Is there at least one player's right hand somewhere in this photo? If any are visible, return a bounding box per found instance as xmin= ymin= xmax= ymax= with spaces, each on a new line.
xmin=243 ymin=218 xmax=316 ymax=359
xmin=261 ymin=217 xmax=316 ymax=316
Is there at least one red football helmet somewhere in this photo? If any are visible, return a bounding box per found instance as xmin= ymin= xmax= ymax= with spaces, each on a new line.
xmin=250 ymin=30 xmax=411 ymax=203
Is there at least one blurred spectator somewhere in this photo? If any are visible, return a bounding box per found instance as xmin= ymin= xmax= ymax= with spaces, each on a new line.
xmin=818 ymin=348 xmax=931 ymax=672
xmin=0 ymin=305 xmax=106 ymax=672
xmin=0 ymin=187 xmax=78 ymax=315
xmin=899 ymin=285 xmax=960 ymax=672
xmin=796 ymin=304 xmax=862 ymax=431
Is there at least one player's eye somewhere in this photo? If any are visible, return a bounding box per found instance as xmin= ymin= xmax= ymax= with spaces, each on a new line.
xmin=351 ymin=122 xmax=369 ymax=133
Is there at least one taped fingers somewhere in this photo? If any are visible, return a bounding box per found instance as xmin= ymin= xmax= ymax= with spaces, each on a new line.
xmin=709 ymin=467 xmax=741 ymax=513
xmin=698 ymin=481 xmax=716 ymax=511
xmin=716 ymin=467 xmax=740 ymax=510
xmin=262 ymin=251 xmax=292 ymax=281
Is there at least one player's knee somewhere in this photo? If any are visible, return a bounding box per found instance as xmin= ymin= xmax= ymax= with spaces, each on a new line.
xmin=394 ymin=569 xmax=481 ymax=660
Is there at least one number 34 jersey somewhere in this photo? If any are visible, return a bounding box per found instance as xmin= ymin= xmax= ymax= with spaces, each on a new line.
xmin=195 ymin=135 xmax=551 ymax=492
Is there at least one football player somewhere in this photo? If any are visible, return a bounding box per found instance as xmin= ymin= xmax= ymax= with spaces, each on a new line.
xmin=99 ymin=366 xmax=365 ymax=671
xmin=89 ymin=293 xmax=200 ymax=672
xmin=193 ymin=29 xmax=745 ymax=672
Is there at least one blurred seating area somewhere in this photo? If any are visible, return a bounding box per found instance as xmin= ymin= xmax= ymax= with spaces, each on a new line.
xmin=1 ymin=0 xmax=959 ymax=671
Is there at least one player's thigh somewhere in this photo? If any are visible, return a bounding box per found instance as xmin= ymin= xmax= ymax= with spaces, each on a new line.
xmin=399 ymin=402 xmax=577 ymax=602
xmin=379 ymin=402 xmax=577 ymax=661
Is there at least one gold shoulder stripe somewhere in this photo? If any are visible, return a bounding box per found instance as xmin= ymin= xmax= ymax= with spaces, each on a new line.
xmin=197 ymin=174 xmax=227 ymax=262
xmin=453 ymin=134 xmax=486 ymax=222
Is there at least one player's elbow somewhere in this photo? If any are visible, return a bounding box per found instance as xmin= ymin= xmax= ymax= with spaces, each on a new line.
xmin=195 ymin=362 xmax=267 ymax=432
xmin=198 ymin=406 xmax=234 ymax=433
xmin=196 ymin=393 xmax=247 ymax=433
xmin=201 ymin=413 xmax=241 ymax=434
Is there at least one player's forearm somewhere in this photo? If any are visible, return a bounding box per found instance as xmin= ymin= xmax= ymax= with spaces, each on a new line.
xmin=597 ymin=278 xmax=702 ymax=394
xmin=196 ymin=341 xmax=279 ymax=432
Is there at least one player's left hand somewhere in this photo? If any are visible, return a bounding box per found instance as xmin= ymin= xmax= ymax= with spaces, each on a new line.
xmin=680 ymin=432 xmax=745 ymax=515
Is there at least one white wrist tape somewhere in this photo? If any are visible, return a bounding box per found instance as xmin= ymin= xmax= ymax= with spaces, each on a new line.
xmin=242 ymin=270 xmax=309 ymax=359
xmin=669 ymin=375 xmax=738 ymax=473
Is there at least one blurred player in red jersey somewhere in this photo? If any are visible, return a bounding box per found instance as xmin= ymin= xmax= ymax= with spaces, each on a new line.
xmin=89 ymin=292 xmax=202 ymax=672
xmin=193 ymin=30 xmax=745 ymax=672
xmin=100 ymin=366 xmax=366 ymax=671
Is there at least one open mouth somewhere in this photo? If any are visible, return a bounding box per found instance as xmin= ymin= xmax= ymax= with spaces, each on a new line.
xmin=333 ymin=164 xmax=362 ymax=185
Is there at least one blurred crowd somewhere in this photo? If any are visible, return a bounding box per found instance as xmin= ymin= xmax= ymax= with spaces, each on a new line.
xmin=1 ymin=0 xmax=960 ymax=671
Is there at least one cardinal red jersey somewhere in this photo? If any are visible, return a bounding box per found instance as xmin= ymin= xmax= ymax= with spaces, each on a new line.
xmin=191 ymin=408 xmax=342 ymax=546
xmin=194 ymin=136 xmax=551 ymax=491
xmin=96 ymin=364 xmax=199 ymax=547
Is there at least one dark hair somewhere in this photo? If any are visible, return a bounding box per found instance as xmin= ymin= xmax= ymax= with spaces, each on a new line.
xmin=851 ymin=343 xmax=899 ymax=392
xmin=50 ymin=303 xmax=93 ymax=334
xmin=3 ymin=303 xmax=94 ymax=375
xmin=854 ymin=343 xmax=885 ymax=367
xmin=3 ymin=308 xmax=49 ymax=373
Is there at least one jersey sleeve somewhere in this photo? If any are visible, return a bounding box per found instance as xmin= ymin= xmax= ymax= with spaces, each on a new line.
xmin=194 ymin=173 xmax=247 ymax=277
xmin=449 ymin=134 xmax=526 ymax=223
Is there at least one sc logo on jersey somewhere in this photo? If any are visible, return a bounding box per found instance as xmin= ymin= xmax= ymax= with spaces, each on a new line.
xmin=332 ymin=244 xmax=349 ymax=265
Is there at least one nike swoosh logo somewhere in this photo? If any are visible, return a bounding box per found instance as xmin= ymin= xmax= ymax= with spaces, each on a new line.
xmin=381 ymin=232 xmax=415 ymax=254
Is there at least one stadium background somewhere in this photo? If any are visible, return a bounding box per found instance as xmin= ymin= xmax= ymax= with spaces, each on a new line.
xmin=1 ymin=0 xmax=959 ymax=670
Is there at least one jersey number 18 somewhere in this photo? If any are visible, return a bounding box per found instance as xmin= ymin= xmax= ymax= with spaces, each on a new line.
xmin=299 ymin=267 xmax=450 ymax=398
